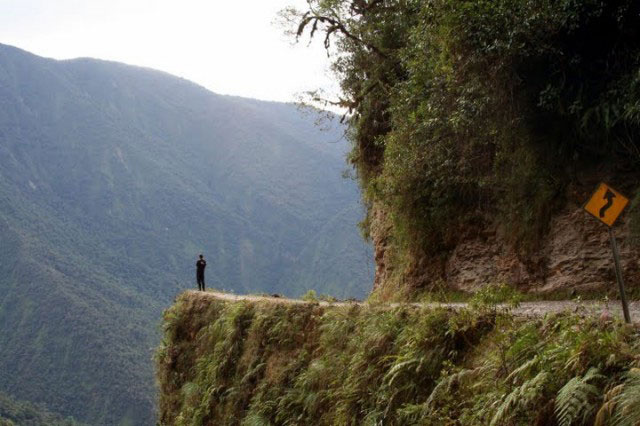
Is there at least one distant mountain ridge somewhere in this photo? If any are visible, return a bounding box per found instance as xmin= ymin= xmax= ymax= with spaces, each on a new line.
xmin=0 ymin=43 xmax=372 ymax=425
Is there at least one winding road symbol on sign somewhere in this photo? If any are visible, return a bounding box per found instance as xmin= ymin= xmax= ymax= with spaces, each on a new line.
xmin=599 ymin=189 xmax=616 ymax=218
xmin=583 ymin=182 xmax=631 ymax=323
xmin=584 ymin=183 xmax=628 ymax=227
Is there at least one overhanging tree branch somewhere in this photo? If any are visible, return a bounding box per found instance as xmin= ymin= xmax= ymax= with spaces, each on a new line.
xmin=296 ymin=12 xmax=387 ymax=58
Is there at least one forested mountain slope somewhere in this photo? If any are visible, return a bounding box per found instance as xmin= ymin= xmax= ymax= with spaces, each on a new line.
xmin=0 ymin=392 xmax=82 ymax=426
xmin=0 ymin=43 xmax=371 ymax=425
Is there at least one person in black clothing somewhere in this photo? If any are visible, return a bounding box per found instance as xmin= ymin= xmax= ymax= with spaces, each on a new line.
xmin=196 ymin=254 xmax=207 ymax=291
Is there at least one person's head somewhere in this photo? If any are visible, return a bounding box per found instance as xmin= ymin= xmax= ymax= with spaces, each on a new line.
xmin=199 ymin=254 xmax=204 ymax=259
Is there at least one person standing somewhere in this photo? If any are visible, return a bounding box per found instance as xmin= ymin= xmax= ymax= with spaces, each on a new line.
xmin=196 ymin=254 xmax=207 ymax=291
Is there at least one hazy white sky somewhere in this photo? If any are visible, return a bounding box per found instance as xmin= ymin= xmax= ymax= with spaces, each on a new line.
xmin=0 ymin=0 xmax=338 ymax=103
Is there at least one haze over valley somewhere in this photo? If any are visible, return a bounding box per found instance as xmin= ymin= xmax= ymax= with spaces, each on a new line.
xmin=0 ymin=43 xmax=371 ymax=425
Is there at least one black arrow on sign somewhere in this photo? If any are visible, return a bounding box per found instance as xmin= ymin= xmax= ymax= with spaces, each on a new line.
xmin=600 ymin=189 xmax=616 ymax=218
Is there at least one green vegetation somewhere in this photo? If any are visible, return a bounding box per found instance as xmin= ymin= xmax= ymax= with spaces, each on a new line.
xmin=155 ymin=3 xmax=640 ymax=424
xmin=285 ymin=0 xmax=640 ymax=291
xmin=0 ymin=43 xmax=371 ymax=424
xmin=156 ymin=292 xmax=640 ymax=425
xmin=302 ymin=289 xmax=319 ymax=302
xmin=0 ymin=392 xmax=83 ymax=426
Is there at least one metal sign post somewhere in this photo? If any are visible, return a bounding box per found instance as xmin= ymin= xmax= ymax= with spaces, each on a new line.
xmin=584 ymin=182 xmax=631 ymax=323
xmin=608 ymin=227 xmax=632 ymax=323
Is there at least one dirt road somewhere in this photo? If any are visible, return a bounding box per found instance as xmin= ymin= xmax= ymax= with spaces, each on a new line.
xmin=191 ymin=290 xmax=640 ymax=323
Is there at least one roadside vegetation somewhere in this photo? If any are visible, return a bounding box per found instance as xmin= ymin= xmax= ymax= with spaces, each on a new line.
xmin=156 ymin=292 xmax=640 ymax=425
xmin=380 ymin=282 xmax=640 ymax=304
xmin=282 ymin=0 xmax=640 ymax=293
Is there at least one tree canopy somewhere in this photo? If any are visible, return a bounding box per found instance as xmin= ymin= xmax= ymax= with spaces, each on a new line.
xmin=287 ymin=0 xmax=640 ymax=283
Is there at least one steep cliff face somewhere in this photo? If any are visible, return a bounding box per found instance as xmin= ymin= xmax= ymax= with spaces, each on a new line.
xmin=370 ymin=203 xmax=393 ymax=292
xmin=156 ymin=292 xmax=640 ymax=425
xmin=445 ymin=205 xmax=638 ymax=293
xmin=372 ymin=182 xmax=640 ymax=299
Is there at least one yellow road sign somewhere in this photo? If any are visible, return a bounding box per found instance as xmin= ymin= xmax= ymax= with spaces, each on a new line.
xmin=584 ymin=183 xmax=629 ymax=227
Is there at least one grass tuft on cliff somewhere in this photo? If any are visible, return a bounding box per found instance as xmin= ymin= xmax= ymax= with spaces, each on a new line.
xmin=156 ymin=292 xmax=640 ymax=425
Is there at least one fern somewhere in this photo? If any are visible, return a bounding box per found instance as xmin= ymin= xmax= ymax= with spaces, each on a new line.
xmin=241 ymin=412 xmax=271 ymax=426
xmin=425 ymin=367 xmax=486 ymax=410
xmin=610 ymin=368 xmax=640 ymax=426
xmin=490 ymin=371 xmax=549 ymax=426
xmin=554 ymin=368 xmax=603 ymax=426
xmin=384 ymin=358 xmax=421 ymax=388
xmin=595 ymin=384 xmax=624 ymax=426
xmin=505 ymin=356 xmax=539 ymax=385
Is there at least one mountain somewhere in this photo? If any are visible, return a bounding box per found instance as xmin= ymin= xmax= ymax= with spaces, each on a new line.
xmin=0 ymin=43 xmax=372 ymax=425
xmin=0 ymin=392 xmax=82 ymax=426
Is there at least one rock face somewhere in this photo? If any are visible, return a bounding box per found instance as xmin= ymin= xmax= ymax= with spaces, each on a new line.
xmin=445 ymin=205 xmax=639 ymax=293
xmin=544 ymin=208 xmax=639 ymax=293
xmin=371 ymin=195 xmax=639 ymax=296
xmin=370 ymin=203 xmax=394 ymax=291
xmin=445 ymin=236 xmax=533 ymax=292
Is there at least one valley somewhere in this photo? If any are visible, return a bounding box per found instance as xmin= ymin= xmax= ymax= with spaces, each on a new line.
xmin=0 ymin=43 xmax=372 ymax=425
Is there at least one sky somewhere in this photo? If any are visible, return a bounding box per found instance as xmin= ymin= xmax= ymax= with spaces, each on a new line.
xmin=0 ymin=0 xmax=339 ymax=103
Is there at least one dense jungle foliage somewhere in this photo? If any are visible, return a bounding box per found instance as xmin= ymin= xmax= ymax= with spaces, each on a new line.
xmin=285 ymin=0 xmax=640 ymax=283
xmin=156 ymin=292 xmax=640 ymax=425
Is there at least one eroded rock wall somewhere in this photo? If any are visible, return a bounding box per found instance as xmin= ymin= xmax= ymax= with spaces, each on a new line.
xmin=445 ymin=206 xmax=639 ymax=293
xmin=372 ymin=193 xmax=639 ymax=296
